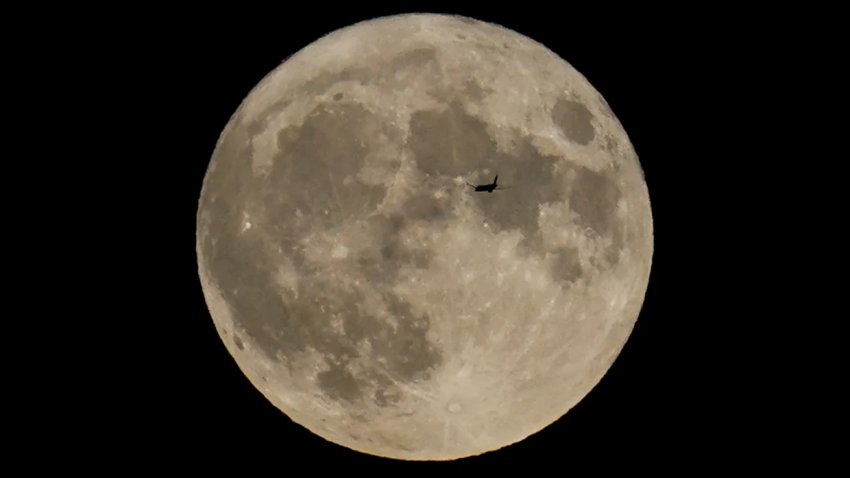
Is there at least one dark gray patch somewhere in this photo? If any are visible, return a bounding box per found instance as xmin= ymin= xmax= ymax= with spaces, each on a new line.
xmin=233 ymin=335 xmax=244 ymax=350
xmin=377 ymin=241 xmax=432 ymax=270
xmin=380 ymin=243 xmax=400 ymax=261
xmin=409 ymin=248 xmax=432 ymax=268
xmin=201 ymin=227 xmax=291 ymax=358
xmin=258 ymin=287 xmax=354 ymax=358
xmin=300 ymin=67 xmax=370 ymax=96
xmin=569 ymin=166 xmax=620 ymax=237
xmin=463 ymin=79 xmax=489 ymax=102
xmin=605 ymin=239 xmax=624 ymax=265
xmin=246 ymin=119 xmax=267 ymax=137
xmin=317 ymin=363 xmax=362 ymax=402
xmin=368 ymin=238 xmax=433 ymax=275
xmin=376 ymin=294 xmax=440 ymax=382
xmin=252 ymin=285 xmax=441 ymax=402
xmin=604 ymin=135 xmax=618 ymax=153
xmin=408 ymin=102 xmax=503 ymax=178
xmin=379 ymin=212 xmax=407 ymax=235
xmin=456 ymin=33 xmax=467 ymax=40
xmin=375 ymin=389 xmax=388 ymax=407
xmin=357 ymin=256 xmax=390 ymax=285
xmin=354 ymin=193 xmax=443 ymax=281
xmin=552 ymin=98 xmax=596 ymax=145
xmin=550 ymin=247 xmax=583 ymax=284
xmin=200 ymin=102 xmax=401 ymax=362
xmin=354 ymin=212 xmax=432 ymax=285
xmin=370 ymin=373 xmax=401 ymax=408
xmin=373 ymin=388 xmax=401 ymax=408
xmin=342 ymin=295 xmax=387 ymax=342
xmin=324 ymin=292 xmax=440 ymax=398
xmin=350 ymin=413 xmax=369 ymax=423
xmin=386 ymin=48 xmax=438 ymax=76
xmin=200 ymin=119 xmax=296 ymax=359
xmin=245 ymin=98 xmax=292 ymax=138
xmin=401 ymin=192 xmax=448 ymax=223
xmin=503 ymin=42 xmax=511 ymax=49
xmin=265 ymin=102 xmax=391 ymax=231
xmin=333 ymin=92 xmax=343 ymax=101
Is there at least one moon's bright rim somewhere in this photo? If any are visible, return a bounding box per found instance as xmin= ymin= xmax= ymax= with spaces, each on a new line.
xmin=196 ymin=13 xmax=653 ymax=460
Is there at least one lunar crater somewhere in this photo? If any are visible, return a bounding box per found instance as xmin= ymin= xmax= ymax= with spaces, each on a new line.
xmin=552 ymin=98 xmax=596 ymax=145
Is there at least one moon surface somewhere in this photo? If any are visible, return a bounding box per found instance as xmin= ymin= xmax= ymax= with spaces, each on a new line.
xmin=196 ymin=13 xmax=653 ymax=460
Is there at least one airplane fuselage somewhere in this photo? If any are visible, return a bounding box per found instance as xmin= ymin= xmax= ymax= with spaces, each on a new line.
xmin=469 ymin=175 xmax=500 ymax=193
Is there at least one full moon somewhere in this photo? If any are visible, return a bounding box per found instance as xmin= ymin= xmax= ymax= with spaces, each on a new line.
xmin=196 ymin=13 xmax=653 ymax=460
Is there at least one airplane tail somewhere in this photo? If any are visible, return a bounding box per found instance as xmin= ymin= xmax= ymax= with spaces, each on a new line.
xmin=493 ymin=175 xmax=498 ymax=185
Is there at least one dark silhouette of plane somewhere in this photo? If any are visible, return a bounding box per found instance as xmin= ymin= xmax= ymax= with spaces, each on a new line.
xmin=466 ymin=175 xmax=510 ymax=193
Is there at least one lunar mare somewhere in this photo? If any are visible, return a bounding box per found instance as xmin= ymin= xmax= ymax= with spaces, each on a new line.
xmin=197 ymin=13 xmax=652 ymax=460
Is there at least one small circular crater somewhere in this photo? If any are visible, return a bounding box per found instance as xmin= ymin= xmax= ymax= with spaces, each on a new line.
xmin=333 ymin=92 xmax=343 ymax=101
xmin=456 ymin=34 xmax=467 ymax=40
xmin=448 ymin=402 xmax=461 ymax=413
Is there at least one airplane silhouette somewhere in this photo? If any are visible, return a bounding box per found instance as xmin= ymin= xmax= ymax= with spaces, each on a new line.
xmin=466 ymin=175 xmax=510 ymax=193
